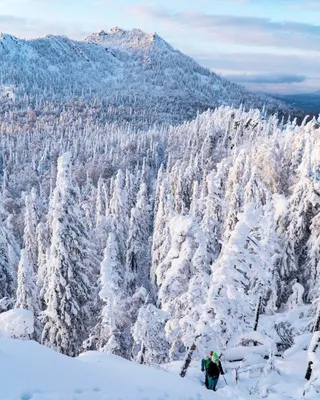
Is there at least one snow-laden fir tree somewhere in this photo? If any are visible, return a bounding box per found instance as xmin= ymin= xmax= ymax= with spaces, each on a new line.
xmin=223 ymin=150 xmax=247 ymax=240
xmin=201 ymin=203 xmax=261 ymax=352
xmin=286 ymin=281 xmax=305 ymax=310
xmin=300 ymin=136 xmax=320 ymax=302
xmin=244 ymin=167 xmax=269 ymax=207
xmin=15 ymin=191 xmax=42 ymax=337
xmin=36 ymin=221 xmax=50 ymax=298
xmin=158 ymin=215 xmax=210 ymax=359
xmin=93 ymin=176 xmax=111 ymax=256
xmin=151 ymin=167 xmax=174 ymax=299
xmin=281 ymin=134 xmax=320 ymax=298
xmin=109 ymin=169 xmax=129 ymax=266
xmin=0 ymin=215 xmax=19 ymax=312
xmin=41 ymin=152 xmax=94 ymax=357
xmin=132 ymin=303 xmax=169 ymax=364
xmin=305 ymin=211 xmax=320 ymax=302
xmin=126 ymin=181 xmax=152 ymax=294
xmin=15 ymin=249 xmax=40 ymax=338
xmin=23 ymin=189 xmax=40 ymax=269
xmin=95 ymin=176 xmax=106 ymax=229
xmin=80 ymin=173 xmax=97 ymax=231
xmin=87 ymin=232 xmax=133 ymax=358
xmin=87 ymin=233 xmax=122 ymax=354
xmin=200 ymin=170 xmax=223 ymax=265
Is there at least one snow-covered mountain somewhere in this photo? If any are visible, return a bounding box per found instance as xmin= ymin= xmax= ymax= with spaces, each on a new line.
xmin=0 ymin=28 xmax=300 ymax=125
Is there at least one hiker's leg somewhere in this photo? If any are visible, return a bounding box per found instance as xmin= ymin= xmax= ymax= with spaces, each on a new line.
xmin=207 ymin=377 xmax=214 ymax=390
xmin=205 ymin=372 xmax=208 ymax=388
xmin=212 ymin=378 xmax=219 ymax=391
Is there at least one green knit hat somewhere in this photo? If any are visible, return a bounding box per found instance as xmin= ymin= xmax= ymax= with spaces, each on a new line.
xmin=212 ymin=352 xmax=219 ymax=360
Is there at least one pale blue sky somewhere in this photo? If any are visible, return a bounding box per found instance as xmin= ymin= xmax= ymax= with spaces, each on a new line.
xmin=0 ymin=0 xmax=320 ymax=94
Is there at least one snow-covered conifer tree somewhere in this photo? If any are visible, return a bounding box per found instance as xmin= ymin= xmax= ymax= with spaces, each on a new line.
xmin=281 ymin=136 xmax=319 ymax=297
xmin=109 ymin=169 xmax=129 ymax=266
xmin=126 ymin=181 xmax=152 ymax=294
xmin=42 ymin=152 xmax=94 ymax=356
xmin=132 ymin=303 xmax=169 ymax=364
xmin=15 ymin=249 xmax=40 ymax=337
xmin=200 ymin=171 xmax=223 ymax=265
xmin=36 ymin=221 xmax=49 ymax=297
xmin=87 ymin=233 xmax=123 ymax=354
xmin=305 ymin=210 xmax=320 ymax=302
xmin=158 ymin=215 xmax=210 ymax=359
xmin=87 ymin=232 xmax=133 ymax=358
xmin=151 ymin=167 xmax=174 ymax=299
xmin=23 ymin=189 xmax=40 ymax=269
xmin=248 ymin=198 xmax=283 ymax=314
xmin=202 ymin=204 xmax=261 ymax=351
xmin=223 ymin=151 xmax=247 ymax=240
xmin=0 ymin=215 xmax=19 ymax=311
xmin=95 ymin=176 xmax=106 ymax=228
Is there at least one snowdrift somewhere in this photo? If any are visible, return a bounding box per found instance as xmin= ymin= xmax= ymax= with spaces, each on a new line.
xmin=0 ymin=309 xmax=34 ymax=339
xmin=0 ymin=338 xmax=224 ymax=400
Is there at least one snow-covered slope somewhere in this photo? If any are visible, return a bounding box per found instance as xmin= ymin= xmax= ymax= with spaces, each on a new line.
xmin=0 ymin=338 xmax=223 ymax=400
xmin=0 ymin=27 xmax=300 ymax=125
xmin=1 ymin=305 xmax=319 ymax=400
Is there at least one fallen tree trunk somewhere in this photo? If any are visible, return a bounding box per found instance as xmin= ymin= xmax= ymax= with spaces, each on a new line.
xmin=253 ymin=296 xmax=262 ymax=332
xmin=180 ymin=342 xmax=197 ymax=378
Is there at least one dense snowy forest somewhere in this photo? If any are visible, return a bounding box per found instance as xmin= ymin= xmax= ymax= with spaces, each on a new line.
xmin=0 ymin=26 xmax=320 ymax=399
xmin=0 ymin=102 xmax=319 ymax=359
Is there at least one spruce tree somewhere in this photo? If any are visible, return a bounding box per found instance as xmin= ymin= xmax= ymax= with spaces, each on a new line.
xmin=23 ymin=189 xmax=40 ymax=269
xmin=0 ymin=216 xmax=18 ymax=311
xmin=133 ymin=303 xmax=169 ymax=364
xmin=15 ymin=249 xmax=40 ymax=338
xmin=151 ymin=167 xmax=174 ymax=299
xmin=203 ymin=204 xmax=261 ymax=350
xmin=126 ymin=181 xmax=152 ymax=294
xmin=42 ymin=152 xmax=94 ymax=357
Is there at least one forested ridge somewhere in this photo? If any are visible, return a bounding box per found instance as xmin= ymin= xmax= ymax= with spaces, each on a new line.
xmin=0 ymin=28 xmax=300 ymax=127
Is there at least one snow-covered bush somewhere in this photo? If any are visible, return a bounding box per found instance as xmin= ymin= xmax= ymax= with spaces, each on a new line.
xmin=0 ymin=309 xmax=34 ymax=339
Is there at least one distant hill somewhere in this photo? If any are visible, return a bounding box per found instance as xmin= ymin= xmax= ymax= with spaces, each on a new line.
xmin=272 ymin=91 xmax=320 ymax=115
xmin=0 ymin=28 xmax=301 ymax=126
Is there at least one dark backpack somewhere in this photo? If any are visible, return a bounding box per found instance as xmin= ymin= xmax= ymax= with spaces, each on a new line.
xmin=207 ymin=361 xmax=220 ymax=379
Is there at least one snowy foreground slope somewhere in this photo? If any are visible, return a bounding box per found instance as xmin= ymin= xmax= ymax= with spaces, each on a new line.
xmin=0 ymin=338 xmax=224 ymax=400
xmin=2 ymin=313 xmax=320 ymax=400
xmin=1 ymin=307 xmax=319 ymax=400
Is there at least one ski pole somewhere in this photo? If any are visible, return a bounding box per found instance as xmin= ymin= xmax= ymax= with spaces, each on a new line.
xmin=223 ymin=375 xmax=228 ymax=385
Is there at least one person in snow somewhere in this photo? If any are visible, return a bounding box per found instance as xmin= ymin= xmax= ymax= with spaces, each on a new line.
xmin=207 ymin=352 xmax=224 ymax=391
xmin=201 ymin=351 xmax=213 ymax=388
xmin=201 ymin=352 xmax=224 ymax=391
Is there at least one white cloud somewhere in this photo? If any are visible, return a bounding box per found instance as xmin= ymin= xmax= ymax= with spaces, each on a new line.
xmin=0 ymin=14 xmax=89 ymax=39
xmin=131 ymin=4 xmax=320 ymax=52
